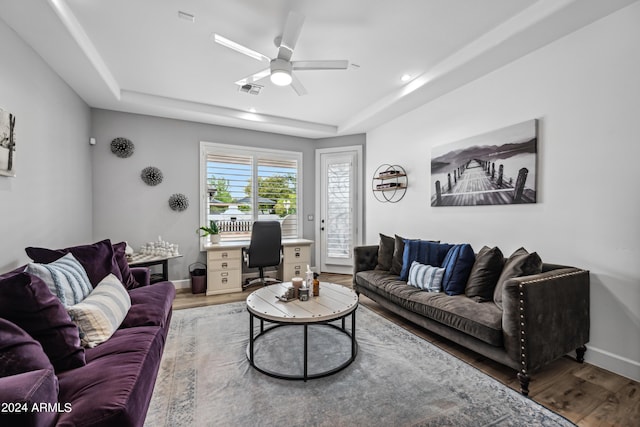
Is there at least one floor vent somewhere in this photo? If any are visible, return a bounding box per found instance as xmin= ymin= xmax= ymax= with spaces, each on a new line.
xmin=238 ymin=84 xmax=262 ymax=95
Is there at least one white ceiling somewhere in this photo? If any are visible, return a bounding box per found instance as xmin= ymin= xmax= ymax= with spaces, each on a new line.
xmin=0 ymin=0 xmax=636 ymax=138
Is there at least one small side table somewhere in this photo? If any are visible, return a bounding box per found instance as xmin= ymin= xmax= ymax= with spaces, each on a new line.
xmin=127 ymin=253 xmax=183 ymax=283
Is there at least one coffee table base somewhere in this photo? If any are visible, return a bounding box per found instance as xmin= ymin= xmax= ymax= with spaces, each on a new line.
xmin=246 ymin=310 xmax=358 ymax=381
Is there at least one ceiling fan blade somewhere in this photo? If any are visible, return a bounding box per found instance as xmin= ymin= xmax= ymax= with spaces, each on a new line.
xmin=290 ymin=74 xmax=307 ymax=96
xmin=277 ymin=11 xmax=305 ymax=61
xmin=234 ymin=68 xmax=271 ymax=86
xmin=292 ymin=60 xmax=349 ymax=70
xmin=213 ymin=34 xmax=270 ymax=63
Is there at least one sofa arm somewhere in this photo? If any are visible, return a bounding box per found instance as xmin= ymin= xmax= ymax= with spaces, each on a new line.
xmin=353 ymin=245 xmax=379 ymax=286
xmin=130 ymin=267 xmax=150 ymax=288
xmin=0 ymin=369 xmax=59 ymax=427
xmin=502 ymin=268 xmax=590 ymax=375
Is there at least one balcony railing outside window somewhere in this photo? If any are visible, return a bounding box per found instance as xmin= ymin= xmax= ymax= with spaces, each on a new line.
xmin=201 ymin=142 xmax=301 ymax=242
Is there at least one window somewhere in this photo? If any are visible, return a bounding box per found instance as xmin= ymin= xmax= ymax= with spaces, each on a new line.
xmin=200 ymin=142 xmax=302 ymax=242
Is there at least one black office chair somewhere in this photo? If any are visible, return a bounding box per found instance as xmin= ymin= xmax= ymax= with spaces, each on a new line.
xmin=242 ymin=221 xmax=282 ymax=290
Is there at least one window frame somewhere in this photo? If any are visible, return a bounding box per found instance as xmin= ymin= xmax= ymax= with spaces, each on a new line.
xmin=199 ymin=141 xmax=303 ymax=249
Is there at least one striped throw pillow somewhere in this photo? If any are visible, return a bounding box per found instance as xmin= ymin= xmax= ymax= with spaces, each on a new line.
xmin=407 ymin=261 xmax=445 ymax=292
xmin=25 ymin=252 xmax=93 ymax=306
xmin=66 ymin=274 xmax=131 ymax=348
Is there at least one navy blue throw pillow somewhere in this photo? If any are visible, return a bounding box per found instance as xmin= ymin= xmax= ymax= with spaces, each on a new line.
xmin=400 ymin=240 xmax=451 ymax=281
xmin=441 ymin=244 xmax=476 ymax=295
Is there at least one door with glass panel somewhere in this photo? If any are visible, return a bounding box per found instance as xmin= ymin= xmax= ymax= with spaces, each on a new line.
xmin=319 ymin=149 xmax=360 ymax=274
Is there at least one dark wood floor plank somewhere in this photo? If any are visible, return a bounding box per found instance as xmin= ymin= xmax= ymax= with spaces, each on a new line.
xmin=535 ymin=372 xmax=615 ymax=422
xmin=577 ymin=382 xmax=639 ymax=427
xmin=573 ymin=364 xmax=630 ymax=394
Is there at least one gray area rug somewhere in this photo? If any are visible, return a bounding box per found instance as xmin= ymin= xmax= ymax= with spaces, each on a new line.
xmin=145 ymin=302 xmax=574 ymax=427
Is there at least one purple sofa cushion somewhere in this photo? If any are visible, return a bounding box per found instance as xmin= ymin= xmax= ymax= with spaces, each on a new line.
xmin=0 ymin=317 xmax=54 ymax=377
xmin=0 ymin=271 xmax=85 ymax=373
xmin=112 ymin=241 xmax=140 ymax=289
xmin=121 ymin=281 xmax=176 ymax=329
xmin=0 ymin=369 xmax=59 ymax=427
xmin=25 ymin=239 xmax=122 ymax=287
xmin=56 ymin=326 xmax=165 ymax=427
xmin=130 ymin=267 xmax=150 ymax=288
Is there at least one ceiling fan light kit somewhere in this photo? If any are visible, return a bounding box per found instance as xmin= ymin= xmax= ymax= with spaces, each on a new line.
xmin=214 ymin=11 xmax=348 ymax=96
xmin=270 ymin=59 xmax=293 ymax=86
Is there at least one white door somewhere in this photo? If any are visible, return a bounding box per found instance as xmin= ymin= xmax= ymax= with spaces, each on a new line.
xmin=317 ymin=148 xmax=361 ymax=274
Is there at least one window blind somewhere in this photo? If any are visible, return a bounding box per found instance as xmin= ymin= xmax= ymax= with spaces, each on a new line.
xmin=204 ymin=147 xmax=300 ymax=239
xmin=326 ymin=161 xmax=351 ymax=258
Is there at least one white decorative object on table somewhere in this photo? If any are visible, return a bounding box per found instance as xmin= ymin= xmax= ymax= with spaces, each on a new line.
xmin=139 ymin=236 xmax=179 ymax=256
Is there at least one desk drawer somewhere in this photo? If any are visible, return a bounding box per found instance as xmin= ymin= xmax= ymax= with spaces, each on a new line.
xmin=283 ymin=245 xmax=310 ymax=263
xmin=282 ymin=263 xmax=305 ymax=281
xmin=207 ymin=249 xmax=242 ymax=262
xmin=208 ymin=259 xmax=241 ymax=271
xmin=207 ymin=270 xmax=241 ymax=290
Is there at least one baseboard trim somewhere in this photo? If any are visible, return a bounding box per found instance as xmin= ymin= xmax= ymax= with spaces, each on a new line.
xmin=586 ymin=345 xmax=640 ymax=382
xmin=171 ymin=279 xmax=191 ymax=290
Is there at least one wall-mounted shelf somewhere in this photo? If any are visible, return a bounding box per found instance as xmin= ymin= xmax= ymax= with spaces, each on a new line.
xmin=372 ymin=164 xmax=407 ymax=203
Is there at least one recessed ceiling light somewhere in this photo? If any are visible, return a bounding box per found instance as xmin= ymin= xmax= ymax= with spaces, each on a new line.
xmin=178 ymin=11 xmax=195 ymax=22
xmin=249 ymin=107 xmax=256 ymax=113
xmin=401 ymin=74 xmax=412 ymax=82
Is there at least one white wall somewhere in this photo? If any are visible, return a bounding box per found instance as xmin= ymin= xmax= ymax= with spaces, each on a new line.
xmin=365 ymin=4 xmax=640 ymax=381
xmin=0 ymin=18 xmax=92 ymax=271
xmin=90 ymin=109 xmax=365 ymax=281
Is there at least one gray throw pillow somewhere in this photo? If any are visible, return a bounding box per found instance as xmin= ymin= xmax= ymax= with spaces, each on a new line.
xmin=374 ymin=234 xmax=395 ymax=271
xmin=493 ymin=247 xmax=542 ymax=309
xmin=389 ymin=234 xmax=406 ymax=276
xmin=465 ymin=246 xmax=504 ymax=302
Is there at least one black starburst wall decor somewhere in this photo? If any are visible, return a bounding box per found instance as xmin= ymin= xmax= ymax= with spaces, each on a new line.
xmin=168 ymin=193 xmax=189 ymax=211
xmin=141 ymin=166 xmax=163 ymax=186
xmin=110 ymin=137 xmax=135 ymax=158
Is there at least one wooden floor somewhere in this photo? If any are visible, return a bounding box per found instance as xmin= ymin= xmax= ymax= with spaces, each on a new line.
xmin=173 ymin=273 xmax=639 ymax=426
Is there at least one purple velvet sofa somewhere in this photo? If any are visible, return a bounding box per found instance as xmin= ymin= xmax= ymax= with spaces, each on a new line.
xmin=0 ymin=240 xmax=176 ymax=427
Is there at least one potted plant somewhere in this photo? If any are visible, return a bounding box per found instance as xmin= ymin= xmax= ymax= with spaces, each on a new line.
xmin=199 ymin=220 xmax=220 ymax=244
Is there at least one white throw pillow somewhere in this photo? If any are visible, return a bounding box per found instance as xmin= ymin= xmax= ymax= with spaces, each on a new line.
xmin=25 ymin=252 xmax=93 ymax=306
xmin=407 ymin=261 xmax=445 ymax=292
xmin=66 ymin=274 xmax=131 ymax=348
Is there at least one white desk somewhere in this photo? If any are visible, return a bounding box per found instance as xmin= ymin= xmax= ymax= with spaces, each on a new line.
xmin=204 ymin=238 xmax=313 ymax=295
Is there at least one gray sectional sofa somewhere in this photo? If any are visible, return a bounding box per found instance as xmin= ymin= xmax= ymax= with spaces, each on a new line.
xmin=353 ymin=238 xmax=590 ymax=395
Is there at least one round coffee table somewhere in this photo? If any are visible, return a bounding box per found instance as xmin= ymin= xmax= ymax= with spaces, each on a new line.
xmin=246 ymin=282 xmax=358 ymax=381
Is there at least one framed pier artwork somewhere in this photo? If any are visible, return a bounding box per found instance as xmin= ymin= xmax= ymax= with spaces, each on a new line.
xmin=0 ymin=108 xmax=17 ymax=177
xmin=430 ymin=119 xmax=537 ymax=207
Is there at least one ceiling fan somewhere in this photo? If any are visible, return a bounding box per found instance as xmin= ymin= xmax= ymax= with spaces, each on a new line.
xmin=213 ymin=11 xmax=349 ymax=96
